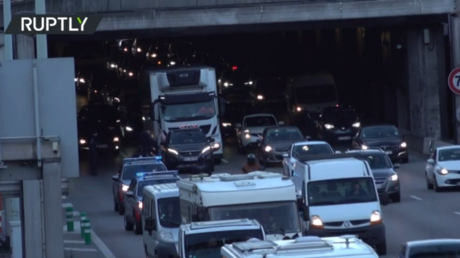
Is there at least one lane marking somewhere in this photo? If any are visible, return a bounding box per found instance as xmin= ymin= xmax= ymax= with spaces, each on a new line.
xmin=410 ymin=195 xmax=423 ymax=201
xmin=64 ymin=248 xmax=97 ymax=252
xmin=454 ymin=212 xmax=460 ymax=216
xmin=64 ymin=240 xmax=85 ymax=244
xmin=221 ymin=159 xmax=229 ymax=164
xmin=92 ymin=230 xmax=117 ymax=258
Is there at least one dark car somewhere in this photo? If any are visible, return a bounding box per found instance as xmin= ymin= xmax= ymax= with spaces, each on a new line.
xmin=119 ymin=97 xmax=144 ymax=141
xmin=346 ymin=149 xmax=401 ymax=202
xmin=167 ymin=41 xmax=195 ymax=66
xmin=161 ymin=128 xmax=215 ymax=174
xmin=112 ymin=157 xmax=167 ymax=215
xmin=218 ymin=67 xmax=253 ymax=93
xmin=316 ymin=106 xmax=361 ymax=142
xmin=132 ymin=38 xmax=156 ymax=57
xmin=123 ymin=59 xmax=146 ymax=81
xmin=258 ymin=126 xmax=306 ymax=168
xmin=123 ymin=170 xmax=179 ymax=235
xmin=118 ymin=39 xmax=134 ymax=53
xmin=352 ymin=124 xmax=409 ymax=163
xmin=250 ymin=77 xmax=287 ymax=108
xmin=146 ymin=42 xmax=168 ymax=65
xmin=77 ymin=103 xmax=122 ymax=154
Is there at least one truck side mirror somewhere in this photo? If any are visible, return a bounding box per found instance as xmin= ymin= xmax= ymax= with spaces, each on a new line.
xmin=302 ymin=205 xmax=310 ymax=221
xmin=191 ymin=214 xmax=199 ymax=222
xmin=111 ymin=175 xmax=118 ymax=181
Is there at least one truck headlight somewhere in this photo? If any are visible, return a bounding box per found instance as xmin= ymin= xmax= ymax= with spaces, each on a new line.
xmin=324 ymin=124 xmax=334 ymax=129
xmin=159 ymin=231 xmax=174 ymax=242
xmin=370 ymin=211 xmax=381 ymax=225
xmin=122 ymin=185 xmax=129 ymax=192
xmin=264 ymin=146 xmax=272 ymax=152
xmin=400 ymin=142 xmax=407 ymax=148
xmin=390 ymin=174 xmax=398 ymax=181
xmin=352 ymin=122 xmax=360 ymax=128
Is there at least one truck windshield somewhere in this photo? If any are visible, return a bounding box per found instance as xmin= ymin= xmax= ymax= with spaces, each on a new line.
xmin=208 ymin=202 xmax=299 ymax=235
xmin=157 ymin=197 xmax=181 ymax=228
xmin=295 ymin=84 xmax=337 ymax=104
xmin=307 ymin=178 xmax=378 ymax=206
xmin=121 ymin=164 xmax=166 ymax=180
xmin=161 ymin=99 xmax=216 ymax=122
xmin=184 ymin=229 xmax=263 ymax=258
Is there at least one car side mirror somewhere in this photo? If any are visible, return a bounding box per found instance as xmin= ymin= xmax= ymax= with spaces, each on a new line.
xmin=235 ymin=123 xmax=242 ymax=128
xmin=191 ymin=214 xmax=199 ymax=222
xmin=393 ymin=163 xmax=400 ymax=169
xmin=111 ymin=175 xmax=118 ymax=181
xmin=302 ymin=205 xmax=310 ymax=221
xmin=208 ymin=138 xmax=215 ymax=143
xmin=427 ymin=159 xmax=435 ymax=164
xmin=380 ymin=193 xmax=390 ymax=206
xmin=144 ymin=218 xmax=156 ymax=232
xmin=125 ymin=191 xmax=134 ymax=198
xmin=282 ymin=153 xmax=289 ymax=158
xmin=278 ymin=121 xmax=285 ymax=125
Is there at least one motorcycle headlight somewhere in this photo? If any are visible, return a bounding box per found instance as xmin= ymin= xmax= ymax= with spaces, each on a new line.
xmin=264 ymin=146 xmax=272 ymax=152
xmin=296 ymin=107 xmax=302 ymax=112
xmin=245 ymin=134 xmax=250 ymax=139
xmin=324 ymin=124 xmax=334 ymax=129
xmin=79 ymin=78 xmax=85 ymax=83
xmin=168 ymin=148 xmax=179 ymax=155
xmin=352 ymin=122 xmax=361 ymax=128
xmin=122 ymin=185 xmax=129 ymax=192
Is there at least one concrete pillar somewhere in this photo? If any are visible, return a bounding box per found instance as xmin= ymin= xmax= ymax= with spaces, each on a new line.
xmin=451 ymin=0 xmax=460 ymax=143
xmin=406 ymin=25 xmax=447 ymax=139
xmin=15 ymin=35 xmax=35 ymax=59
xmin=0 ymin=32 xmax=5 ymax=60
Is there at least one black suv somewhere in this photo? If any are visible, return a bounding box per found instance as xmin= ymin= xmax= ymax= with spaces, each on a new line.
xmin=161 ymin=128 xmax=215 ymax=174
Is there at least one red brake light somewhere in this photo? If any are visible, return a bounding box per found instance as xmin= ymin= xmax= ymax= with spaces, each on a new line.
xmin=232 ymin=66 xmax=238 ymax=71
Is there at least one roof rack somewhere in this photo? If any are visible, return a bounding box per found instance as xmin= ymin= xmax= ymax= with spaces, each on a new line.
xmin=123 ymin=156 xmax=162 ymax=165
xmin=346 ymin=148 xmax=384 ymax=153
xmin=136 ymin=170 xmax=178 ymax=179
xmin=190 ymin=219 xmax=255 ymax=230
xmin=298 ymin=153 xmax=366 ymax=162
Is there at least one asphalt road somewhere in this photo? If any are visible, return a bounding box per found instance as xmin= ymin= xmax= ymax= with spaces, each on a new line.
xmin=66 ymin=137 xmax=460 ymax=258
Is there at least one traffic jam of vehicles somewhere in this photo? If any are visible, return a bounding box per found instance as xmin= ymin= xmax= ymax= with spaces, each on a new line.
xmin=75 ymin=38 xmax=460 ymax=258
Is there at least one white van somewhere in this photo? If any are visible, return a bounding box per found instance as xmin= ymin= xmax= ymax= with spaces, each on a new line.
xmin=142 ymin=183 xmax=180 ymax=258
xmin=292 ymin=153 xmax=389 ymax=255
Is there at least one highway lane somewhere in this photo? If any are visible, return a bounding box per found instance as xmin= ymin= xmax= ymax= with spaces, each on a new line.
xmin=67 ymin=140 xmax=460 ymax=258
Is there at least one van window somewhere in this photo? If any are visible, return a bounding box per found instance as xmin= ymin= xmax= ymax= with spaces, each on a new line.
xmin=408 ymin=243 xmax=460 ymax=257
xmin=307 ymin=177 xmax=378 ymax=206
xmin=157 ymin=197 xmax=181 ymax=228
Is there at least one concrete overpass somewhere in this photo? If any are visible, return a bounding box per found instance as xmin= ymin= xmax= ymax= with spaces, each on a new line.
xmin=0 ymin=0 xmax=457 ymax=31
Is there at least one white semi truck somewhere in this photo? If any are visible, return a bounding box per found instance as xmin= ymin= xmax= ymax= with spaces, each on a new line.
xmin=177 ymin=172 xmax=303 ymax=240
xmin=139 ymin=66 xmax=224 ymax=163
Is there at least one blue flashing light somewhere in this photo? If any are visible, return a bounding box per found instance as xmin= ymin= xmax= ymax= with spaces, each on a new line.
xmin=154 ymin=156 xmax=162 ymax=160
xmin=136 ymin=172 xmax=145 ymax=177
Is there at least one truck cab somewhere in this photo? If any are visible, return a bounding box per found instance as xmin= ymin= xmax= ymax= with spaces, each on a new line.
xmin=177 ymin=172 xmax=302 ymax=240
xmin=178 ymin=219 xmax=266 ymax=258
xmin=292 ymin=153 xmax=389 ymax=255
xmin=221 ymin=235 xmax=378 ymax=258
xmin=142 ymin=183 xmax=181 ymax=258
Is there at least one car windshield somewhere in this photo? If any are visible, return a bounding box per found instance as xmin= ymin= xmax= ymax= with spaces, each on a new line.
xmin=361 ymin=126 xmax=399 ymax=139
xmin=265 ymin=128 xmax=303 ymax=142
xmin=169 ymin=131 xmax=207 ymax=145
xmin=244 ymin=116 xmax=277 ymax=127
xmin=322 ymin=108 xmax=358 ymax=122
xmin=438 ymin=148 xmax=460 ymax=162
xmin=184 ymin=229 xmax=263 ymax=258
xmin=161 ymin=100 xmax=216 ymax=122
xmin=360 ymin=154 xmax=393 ymax=169
xmin=409 ymin=243 xmax=460 ymax=258
xmin=157 ymin=197 xmax=181 ymax=228
xmin=208 ymin=201 xmax=300 ymax=235
xmin=292 ymin=144 xmax=333 ymax=157
xmin=137 ymin=178 xmax=177 ymax=196
xmin=295 ymin=85 xmax=337 ymax=104
xmin=122 ymin=164 xmax=166 ymax=180
xmin=307 ymin=178 xmax=378 ymax=206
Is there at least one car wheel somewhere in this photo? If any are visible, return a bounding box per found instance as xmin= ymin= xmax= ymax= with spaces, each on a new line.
xmin=376 ymin=242 xmax=387 ymax=255
xmin=114 ymin=199 xmax=119 ymax=212
xmin=134 ymin=216 xmax=143 ymax=235
xmin=124 ymin=214 xmax=134 ymax=231
xmin=426 ymin=173 xmax=433 ymax=190
xmin=434 ymin=177 xmax=442 ymax=192
xmin=390 ymin=192 xmax=401 ymax=203
xmin=118 ymin=203 xmax=125 ymax=215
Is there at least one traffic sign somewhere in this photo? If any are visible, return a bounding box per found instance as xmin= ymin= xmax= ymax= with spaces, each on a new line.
xmin=448 ymin=67 xmax=460 ymax=95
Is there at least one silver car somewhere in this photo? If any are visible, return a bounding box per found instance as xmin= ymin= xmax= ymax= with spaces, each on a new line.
xmin=398 ymin=239 xmax=460 ymax=257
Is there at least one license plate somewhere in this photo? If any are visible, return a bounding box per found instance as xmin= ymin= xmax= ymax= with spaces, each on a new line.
xmin=98 ymin=144 xmax=108 ymax=148
xmin=184 ymin=157 xmax=198 ymax=161
xmin=338 ymin=136 xmax=351 ymax=140
xmin=385 ymin=151 xmax=392 ymax=155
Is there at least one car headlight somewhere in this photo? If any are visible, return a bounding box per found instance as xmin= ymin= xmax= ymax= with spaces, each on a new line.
xmin=245 ymin=134 xmax=250 ymax=139
xmin=352 ymin=122 xmax=360 ymax=128
xmin=151 ymin=53 xmax=157 ymax=58
xmin=110 ymin=64 xmax=116 ymax=68
xmin=310 ymin=215 xmax=323 ymax=227
xmin=212 ymin=143 xmax=220 ymax=150
xmin=116 ymin=119 xmax=120 ymax=123
xmin=400 ymin=142 xmax=407 ymax=148
xmin=113 ymin=137 xmax=119 ymax=142
xmin=79 ymin=139 xmax=86 ymax=144
xmin=138 ymin=201 xmax=143 ymax=209
xmin=202 ymin=146 xmax=211 ymax=154
xmin=224 ymin=82 xmax=229 ymax=87
xmin=137 ymin=47 xmax=142 ymax=52
xmin=79 ymin=78 xmax=85 ymax=83
xmin=122 ymin=185 xmax=129 ymax=192
xmin=170 ymin=61 xmax=176 ymax=65
xmin=361 ymin=145 xmax=368 ymax=150
xmin=324 ymin=124 xmax=334 ymax=129
xmin=222 ymin=123 xmax=231 ymax=127
xmin=264 ymin=146 xmax=272 ymax=152
xmin=370 ymin=210 xmax=381 ymax=224
xmin=142 ymin=116 xmax=146 ymax=121
xmin=257 ymin=95 xmax=264 ymax=100
xmin=296 ymin=107 xmax=302 ymax=112
xmin=74 ymin=78 xmax=77 ymax=82
xmin=125 ymin=126 xmax=133 ymax=132
xmin=243 ymin=129 xmax=249 ymax=133
xmin=159 ymin=231 xmax=174 ymax=242
xmin=128 ymin=72 xmax=133 ymax=76
xmin=168 ymin=148 xmax=178 ymax=155
xmin=390 ymin=174 xmax=398 ymax=181
xmin=438 ymin=168 xmax=449 ymax=175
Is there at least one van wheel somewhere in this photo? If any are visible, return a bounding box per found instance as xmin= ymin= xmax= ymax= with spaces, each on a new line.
xmin=376 ymin=242 xmax=387 ymax=255
xmin=426 ymin=173 xmax=433 ymax=190
xmin=134 ymin=216 xmax=143 ymax=235
xmin=124 ymin=215 xmax=133 ymax=231
xmin=118 ymin=203 xmax=125 ymax=215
